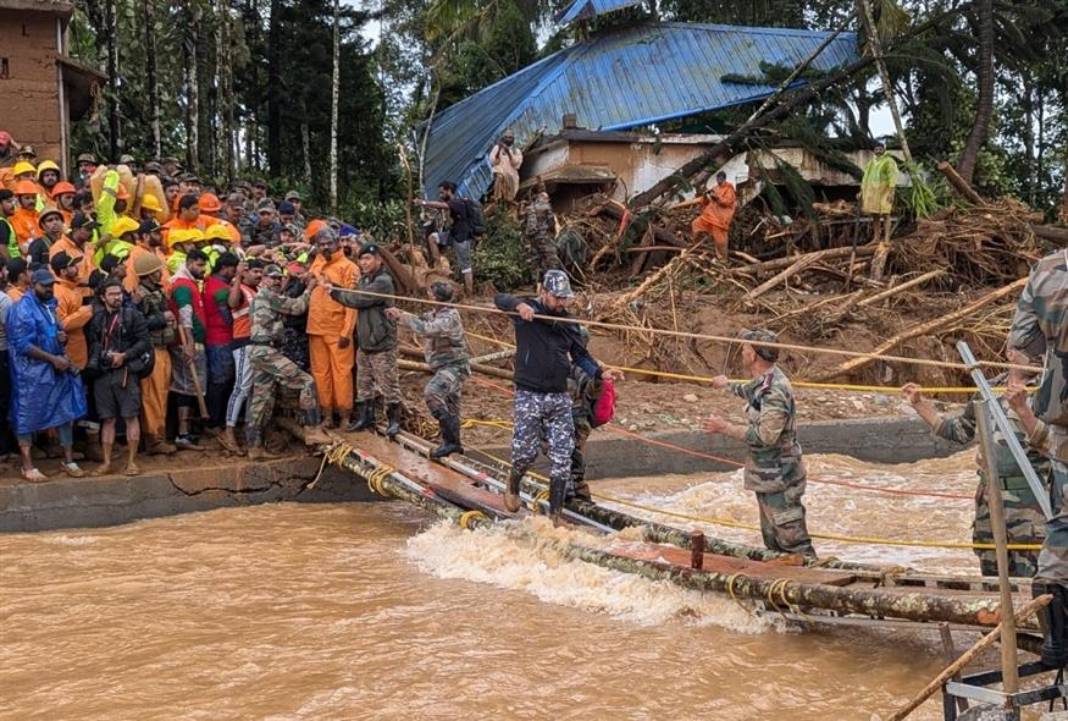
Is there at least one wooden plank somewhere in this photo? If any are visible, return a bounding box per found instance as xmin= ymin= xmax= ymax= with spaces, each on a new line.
xmin=341 ymin=430 xmax=515 ymax=517
xmin=605 ymin=541 xmax=859 ymax=587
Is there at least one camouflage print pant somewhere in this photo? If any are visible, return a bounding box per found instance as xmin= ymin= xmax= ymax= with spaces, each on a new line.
xmin=755 ymin=482 xmax=817 ymax=558
xmin=512 ymin=389 xmax=574 ymax=489
xmin=356 ymin=348 xmax=401 ymax=404
xmin=528 ymin=233 xmax=560 ymax=282
xmin=425 ymin=363 xmax=469 ymax=417
xmin=974 ymin=474 xmax=1046 ymax=577
xmin=1038 ymin=460 xmax=1068 ymax=584
xmin=246 ymin=345 xmax=321 ymax=445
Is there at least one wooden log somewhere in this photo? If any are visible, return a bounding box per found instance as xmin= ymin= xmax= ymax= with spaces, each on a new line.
xmin=399 ymin=358 xmax=513 ymax=382
xmin=936 ymin=161 xmax=985 ymax=205
xmin=614 ymin=244 xmax=700 ymax=309
xmin=628 ymin=225 xmax=655 ymax=276
xmin=470 ymin=348 xmax=514 ymax=365
xmin=623 ymin=245 xmax=688 ymax=254
xmin=938 ymin=623 xmax=969 ymax=714
xmin=733 ymin=245 xmax=876 ymax=276
xmin=747 ymin=252 xmax=825 ymax=299
xmin=378 ymin=245 xmax=415 ymax=295
xmin=816 ymin=277 xmax=1028 ymax=381
xmin=856 ymin=269 xmax=945 ymax=307
xmin=885 ymin=594 xmax=1051 ymax=721
xmin=596 ymin=203 xmax=688 ymax=248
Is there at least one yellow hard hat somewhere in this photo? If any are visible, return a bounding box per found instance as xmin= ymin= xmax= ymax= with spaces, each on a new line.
xmin=140 ymin=194 xmax=163 ymax=213
xmin=111 ymin=216 xmax=141 ymax=238
xmin=36 ymin=160 xmax=60 ymax=177
xmin=203 ymin=223 xmax=231 ymax=242
xmin=12 ymin=161 xmax=36 ymax=177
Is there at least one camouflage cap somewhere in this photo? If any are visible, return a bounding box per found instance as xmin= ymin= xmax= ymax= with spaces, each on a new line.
xmin=542 ymin=269 xmax=574 ymax=299
xmin=264 ymin=263 xmax=284 ymax=278
xmin=738 ymin=328 xmax=779 ymax=362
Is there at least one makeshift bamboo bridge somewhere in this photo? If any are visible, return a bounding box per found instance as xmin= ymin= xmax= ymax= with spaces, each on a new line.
xmin=320 ymin=428 xmax=1041 ymax=636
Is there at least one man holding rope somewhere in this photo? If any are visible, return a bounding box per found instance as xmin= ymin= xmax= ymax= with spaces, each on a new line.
xmin=495 ymin=269 xmax=600 ymax=520
xmin=704 ymin=329 xmax=816 ymax=559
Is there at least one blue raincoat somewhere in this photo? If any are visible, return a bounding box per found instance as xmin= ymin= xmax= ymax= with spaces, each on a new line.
xmin=7 ymin=292 xmax=87 ymax=435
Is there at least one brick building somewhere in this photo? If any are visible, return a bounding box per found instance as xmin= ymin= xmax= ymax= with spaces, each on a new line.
xmin=0 ymin=0 xmax=104 ymax=174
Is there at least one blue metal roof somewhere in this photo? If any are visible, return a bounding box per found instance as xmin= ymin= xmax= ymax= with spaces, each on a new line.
xmin=422 ymin=22 xmax=858 ymax=200
xmin=556 ymin=0 xmax=646 ymax=26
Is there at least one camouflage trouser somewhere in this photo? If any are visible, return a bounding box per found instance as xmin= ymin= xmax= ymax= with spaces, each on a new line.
xmin=425 ymin=363 xmax=469 ymax=417
xmin=528 ymin=233 xmax=560 ymax=282
xmin=356 ymin=348 xmax=401 ymax=404
xmin=246 ymin=345 xmax=321 ymax=445
xmin=570 ymin=418 xmax=591 ymax=484
xmin=974 ymin=474 xmax=1046 ymax=577
xmin=1038 ymin=460 xmax=1068 ymax=584
xmin=513 ymin=389 xmax=574 ymax=489
xmin=755 ymin=481 xmax=817 ymax=558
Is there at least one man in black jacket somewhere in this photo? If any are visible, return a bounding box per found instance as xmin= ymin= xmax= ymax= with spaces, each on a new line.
xmin=328 ymin=244 xmax=402 ymax=438
xmin=87 ymin=279 xmax=152 ymax=476
xmin=495 ymin=269 xmax=600 ymax=519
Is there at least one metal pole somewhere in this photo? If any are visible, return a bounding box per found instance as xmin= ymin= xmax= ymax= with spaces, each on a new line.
xmin=974 ymin=399 xmax=1020 ymax=696
xmin=957 ymin=341 xmax=1053 ymax=519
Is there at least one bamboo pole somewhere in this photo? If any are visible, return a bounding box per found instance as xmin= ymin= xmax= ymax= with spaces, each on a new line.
xmin=885 ymin=594 xmax=1050 ymax=721
xmin=399 ymin=358 xmax=513 ymax=382
xmin=733 ymin=245 xmax=876 ymax=276
xmin=817 ymin=277 xmax=1028 ymax=380
xmin=747 ymin=252 xmax=825 ymax=299
xmin=974 ymin=400 xmax=1020 ymax=694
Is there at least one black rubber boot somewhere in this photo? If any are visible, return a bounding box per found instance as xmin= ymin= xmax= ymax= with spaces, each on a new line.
xmin=347 ymin=401 xmax=375 ymax=432
xmin=431 ymin=414 xmax=463 ymax=459
xmin=549 ymin=477 xmax=568 ymax=524
xmin=571 ymin=478 xmax=592 ymax=502
xmin=1036 ymin=581 xmax=1068 ymax=668
xmin=503 ymin=468 xmax=523 ymax=513
xmin=385 ymin=403 xmax=402 ymax=440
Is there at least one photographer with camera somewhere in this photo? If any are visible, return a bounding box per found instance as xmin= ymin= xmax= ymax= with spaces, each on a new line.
xmin=86 ymin=279 xmax=152 ymax=476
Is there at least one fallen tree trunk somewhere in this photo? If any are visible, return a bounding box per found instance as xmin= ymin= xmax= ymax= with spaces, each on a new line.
xmin=857 ymin=269 xmax=945 ymax=307
xmin=596 ymin=203 xmax=688 ymax=248
xmin=747 ymin=252 xmax=825 ymax=299
xmin=399 ymin=357 xmax=514 ymax=382
xmin=816 ymin=276 xmax=1028 ymax=380
xmin=733 ymin=244 xmax=876 ymax=276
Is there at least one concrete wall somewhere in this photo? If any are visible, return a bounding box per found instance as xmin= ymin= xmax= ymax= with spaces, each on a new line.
xmin=0 ymin=456 xmax=379 ymax=533
xmin=486 ymin=416 xmax=964 ymax=480
xmin=0 ymin=9 xmax=63 ymax=162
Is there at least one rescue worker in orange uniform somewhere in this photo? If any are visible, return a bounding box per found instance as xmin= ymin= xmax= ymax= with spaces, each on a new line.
xmin=51 ymin=181 xmax=77 ymax=227
xmin=51 ymin=251 xmax=93 ymax=370
xmin=49 ymin=211 xmax=99 ymax=286
xmin=125 ymin=218 xmax=170 ymax=293
xmin=307 ymin=227 xmax=359 ymax=428
xmin=691 ymin=171 xmax=737 ymax=260
xmin=10 ymin=180 xmax=40 ymax=252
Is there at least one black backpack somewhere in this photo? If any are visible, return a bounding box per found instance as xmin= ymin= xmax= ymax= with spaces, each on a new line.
xmin=464 ymin=197 xmax=485 ymax=238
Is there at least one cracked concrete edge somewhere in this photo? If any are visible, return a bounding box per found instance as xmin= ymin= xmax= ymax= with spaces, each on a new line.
xmin=0 ymin=456 xmax=382 ymax=533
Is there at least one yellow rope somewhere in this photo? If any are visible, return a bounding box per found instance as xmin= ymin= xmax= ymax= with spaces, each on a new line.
xmin=463 ymin=330 xmax=1030 ymax=395
xmin=459 ymin=510 xmax=488 ymax=530
xmin=532 ymin=489 xmax=550 ymax=514
xmin=470 ymin=448 xmax=1043 ymax=552
xmin=328 ymin=284 xmax=1036 ymax=374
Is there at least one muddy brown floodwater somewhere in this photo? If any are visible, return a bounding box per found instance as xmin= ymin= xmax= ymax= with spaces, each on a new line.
xmin=0 ymin=451 xmax=1009 ymax=720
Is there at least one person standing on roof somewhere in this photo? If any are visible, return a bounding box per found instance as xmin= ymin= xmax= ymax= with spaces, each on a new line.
xmin=496 ymin=270 xmax=600 ymax=520
xmin=307 ymin=228 xmax=359 ymax=430
xmin=489 ymin=130 xmax=523 ymax=205
xmin=704 ymin=329 xmax=816 ymax=559
xmin=414 ymin=181 xmax=478 ymax=297
xmin=691 ymin=171 xmax=736 ymax=261
xmin=8 ymin=268 xmax=88 ymax=481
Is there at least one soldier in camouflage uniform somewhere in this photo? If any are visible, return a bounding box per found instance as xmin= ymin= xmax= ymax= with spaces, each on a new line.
xmin=522 ymin=190 xmax=560 ymax=285
xmin=245 ymin=264 xmax=330 ymax=458
xmin=1007 ymin=249 xmax=1068 ymax=667
xmin=386 ymin=281 xmax=470 ymax=458
xmin=903 ymin=380 xmax=1048 ymax=577
xmin=704 ymin=329 xmax=816 ymax=558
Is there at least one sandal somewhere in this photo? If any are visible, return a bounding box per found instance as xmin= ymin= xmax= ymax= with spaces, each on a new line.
xmin=61 ymin=462 xmax=86 ymax=479
xmin=21 ymin=467 xmax=48 ymax=482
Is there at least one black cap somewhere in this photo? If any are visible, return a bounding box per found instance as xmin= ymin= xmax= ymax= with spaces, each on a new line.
xmin=50 ymin=251 xmax=80 ymax=272
xmin=0 ymin=189 xmax=12 ymax=202
xmin=139 ymin=219 xmax=161 ymax=234
xmin=71 ymin=211 xmax=99 ymax=231
xmin=358 ymin=243 xmax=381 ymax=258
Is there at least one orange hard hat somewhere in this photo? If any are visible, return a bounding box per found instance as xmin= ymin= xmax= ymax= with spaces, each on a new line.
xmin=14 ymin=180 xmax=38 ymax=196
xmin=51 ymin=181 xmax=76 ymax=198
xmin=304 ymin=218 xmax=326 ymax=242
xmin=115 ymin=184 xmax=131 ymax=201
xmin=199 ymin=192 xmax=222 ymax=213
